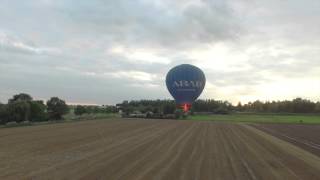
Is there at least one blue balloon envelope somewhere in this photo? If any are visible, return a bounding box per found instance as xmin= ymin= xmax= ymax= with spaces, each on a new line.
xmin=166 ymin=64 xmax=206 ymax=106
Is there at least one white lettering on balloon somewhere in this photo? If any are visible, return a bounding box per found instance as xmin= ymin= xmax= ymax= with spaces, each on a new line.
xmin=173 ymin=81 xmax=203 ymax=88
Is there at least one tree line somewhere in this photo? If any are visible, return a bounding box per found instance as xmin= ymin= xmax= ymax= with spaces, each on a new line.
xmin=118 ymin=100 xmax=176 ymax=115
xmin=1 ymin=94 xmax=319 ymax=124
xmin=0 ymin=93 xmax=119 ymax=125
xmin=0 ymin=93 xmax=69 ymax=124
xmin=74 ymin=104 xmax=118 ymax=116
xmin=117 ymin=99 xmax=233 ymax=115
xmin=237 ymin=98 xmax=320 ymax=113
xmin=118 ymin=98 xmax=320 ymax=115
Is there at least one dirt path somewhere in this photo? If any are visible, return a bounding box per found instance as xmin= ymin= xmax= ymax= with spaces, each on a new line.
xmin=0 ymin=119 xmax=320 ymax=180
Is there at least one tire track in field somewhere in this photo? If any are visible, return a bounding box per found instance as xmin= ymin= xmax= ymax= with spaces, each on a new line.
xmin=0 ymin=119 xmax=143 ymax=157
xmin=178 ymin=122 xmax=207 ymax=180
xmin=76 ymin=122 xmax=183 ymax=179
xmin=1 ymin=120 xmax=168 ymax=178
xmin=108 ymin=123 xmax=191 ymax=180
xmin=109 ymin=122 xmax=199 ymax=180
xmin=210 ymin=122 xmax=229 ymax=179
xmin=223 ymin=125 xmax=258 ymax=180
xmin=198 ymin=122 xmax=212 ymax=180
xmin=133 ymin=122 xmax=199 ymax=180
xmin=24 ymin=121 xmax=176 ymax=179
xmin=229 ymin=124 xmax=300 ymax=180
xmin=1 ymin=120 xmax=320 ymax=180
xmin=77 ymin=121 xmax=192 ymax=180
xmin=218 ymin=124 xmax=241 ymax=179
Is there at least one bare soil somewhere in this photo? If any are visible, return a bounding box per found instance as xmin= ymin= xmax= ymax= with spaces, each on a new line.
xmin=253 ymin=123 xmax=320 ymax=157
xmin=0 ymin=119 xmax=320 ymax=180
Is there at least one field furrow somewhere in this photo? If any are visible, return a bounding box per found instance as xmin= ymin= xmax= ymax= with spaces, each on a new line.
xmin=0 ymin=119 xmax=320 ymax=180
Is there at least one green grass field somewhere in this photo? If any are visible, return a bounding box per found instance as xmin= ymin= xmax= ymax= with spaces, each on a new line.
xmin=188 ymin=113 xmax=320 ymax=124
xmin=3 ymin=113 xmax=320 ymax=129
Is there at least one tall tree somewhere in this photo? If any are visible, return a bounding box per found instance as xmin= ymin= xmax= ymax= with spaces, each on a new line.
xmin=0 ymin=103 xmax=8 ymax=124
xmin=7 ymin=93 xmax=33 ymax=122
xmin=30 ymin=100 xmax=47 ymax=121
xmin=47 ymin=97 xmax=69 ymax=120
xmin=8 ymin=93 xmax=32 ymax=103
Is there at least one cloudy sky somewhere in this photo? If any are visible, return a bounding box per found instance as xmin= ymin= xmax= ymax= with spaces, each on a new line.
xmin=0 ymin=0 xmax=319 ymax=105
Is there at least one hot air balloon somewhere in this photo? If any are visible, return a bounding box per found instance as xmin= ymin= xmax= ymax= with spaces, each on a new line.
xmin=166 ymin=64 xmax=206 ymax=112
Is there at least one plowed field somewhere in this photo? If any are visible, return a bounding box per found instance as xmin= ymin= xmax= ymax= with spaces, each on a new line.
xmin=1 ymin=119 xmax=320 ymax=180
xmin=253 ymin=124 xmax=320 ymax=157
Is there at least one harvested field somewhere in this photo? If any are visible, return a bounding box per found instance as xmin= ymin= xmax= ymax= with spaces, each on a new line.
xmin=0 ymin=119 xmax=320 ymax=180
xmin=253 ymin=124 xmax=320 ymax=157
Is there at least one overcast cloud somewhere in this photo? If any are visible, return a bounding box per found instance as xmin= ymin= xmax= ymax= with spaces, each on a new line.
xmin=0 ymin=0 xmax=319 ymax=104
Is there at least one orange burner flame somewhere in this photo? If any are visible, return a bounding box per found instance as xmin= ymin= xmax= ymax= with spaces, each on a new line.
xmin=182 ymin=103 xmax=191 ymax=112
